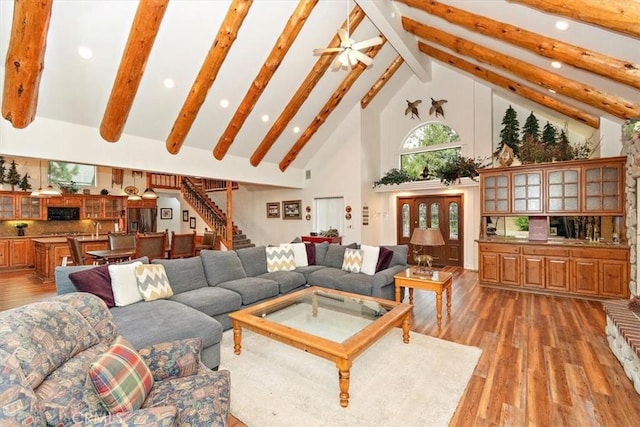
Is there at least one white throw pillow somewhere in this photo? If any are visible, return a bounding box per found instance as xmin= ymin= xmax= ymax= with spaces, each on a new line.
xmin=342 ymin=248 xmax=363 ymax=273
xmin=360 ymin=245 xmax=380 ymax=275
xmin=280 ymin=243 xmax=308 ymax=267
xmin=109 ymin=262 xmax=143 ymax=306
xmin=266 ymin=246 xmax=296 ymax=272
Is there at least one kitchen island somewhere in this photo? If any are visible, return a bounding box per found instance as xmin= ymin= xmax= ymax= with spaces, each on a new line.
xmin=32 ymin=235 xmax=108 ymax=282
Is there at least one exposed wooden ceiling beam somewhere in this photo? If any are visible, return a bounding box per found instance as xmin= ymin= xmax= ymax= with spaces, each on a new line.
xmin=403 ymin=18 xmax=640 ymax=121
xmin=166 ymin=0 xmax=253 ymax=155
xmin=279 ymin=38 xmax=386 ymax=172
xmin=418 ymin=42 xmax=599 ymax=129
xmin=397 ymin=0 xmax=640 ymax=90
xmin=508 ymin=0 xmax=640 ymax=39
xmin=99 ymin=0 xmax=168 ymax=142
xmin=2 ymin=0 xmax=53 ymax=129
xmin=213 ymin=0 xmax=319 ymax=161
xmin=249 ymin=6 xmax=366 ymax=167
xmin=361 ymin=55 xmax=405 ymax=109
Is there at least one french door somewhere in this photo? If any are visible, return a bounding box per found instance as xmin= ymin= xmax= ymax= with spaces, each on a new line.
xmin=397 ymin=195 xmax=463 ymax=267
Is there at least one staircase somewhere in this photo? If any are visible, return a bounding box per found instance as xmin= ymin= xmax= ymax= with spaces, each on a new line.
xmin=180 ymin=177 xmax=255 ymax=249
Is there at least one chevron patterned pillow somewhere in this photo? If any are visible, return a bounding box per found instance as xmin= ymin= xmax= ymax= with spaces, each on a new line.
xmin=134 ymin=264 xmax=174 ymax=301
xmin=266 ymin=246 xmax=296 ymax=272
xmin=342 ymin=248 xmax=364 ymax=273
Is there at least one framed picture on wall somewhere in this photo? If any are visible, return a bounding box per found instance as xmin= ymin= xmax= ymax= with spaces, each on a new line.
xmin=190 ymin=217 xmax=196 ymax=229
xmin=182 ymin=210 xmax=189 ymax=222
xmin=282 ymin=200 xmax=302 ymax=220
xmin=160 ymin=208 xmax=172 ymax=220
xmin=266 ymin=202 xmax=280 ymax=218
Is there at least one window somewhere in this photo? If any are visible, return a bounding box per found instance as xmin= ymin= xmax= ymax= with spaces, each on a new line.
xmin=48 ymin=161 xmax=96 ymax=187
xmin=400 ymin=123 xmax=461 ymax=179
xmin=314 ymin=197 xmax=344 ymax=235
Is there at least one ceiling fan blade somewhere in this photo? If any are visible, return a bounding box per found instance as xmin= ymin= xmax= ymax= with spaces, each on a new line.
xmin=352 ymin=50 xmax=373 ymax=66
xmin=331 ymin=56 xmax=344 ymax=71
xmin=351 ymin=36 xmax=383 ymax=51
xmin=348 ymin=51 xmax=359 ymax=67
xmin=313 ymin=47 xmax=343 ymax=54
xmin=337 ymin=28 xmax=351 ymax=47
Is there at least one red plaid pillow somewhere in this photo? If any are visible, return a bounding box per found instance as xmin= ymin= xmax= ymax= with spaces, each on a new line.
xmin=88 ymin=336 xmax=154 ymax=413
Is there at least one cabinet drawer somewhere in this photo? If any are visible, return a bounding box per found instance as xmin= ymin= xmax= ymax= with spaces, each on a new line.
xmin=479 ymin=243 xmax=520 ymax=254
xmin=522 ymin=246 xmax=569 ymax=257
xmin=570 ymin=247 xmax=628 ymax=261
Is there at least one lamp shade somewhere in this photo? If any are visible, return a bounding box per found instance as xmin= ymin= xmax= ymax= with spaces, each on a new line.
xmin=141 ymin=188 xmax=158 ymax=199
xmin=410 ymin=228 xmax=445 ymax=247
xmin=39 ymin=185 xmax=62 ymax=197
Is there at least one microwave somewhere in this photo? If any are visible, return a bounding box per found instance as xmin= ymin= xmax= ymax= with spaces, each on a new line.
xmin=47 ymin=207 xmax=80 ymax=221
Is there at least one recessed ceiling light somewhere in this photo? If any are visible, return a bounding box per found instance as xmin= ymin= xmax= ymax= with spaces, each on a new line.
xmin=551 ymin=61 xmax=562 ymax=69
xmin=261 ymin=114 xmax=269 ymax=123
xmin=555 ymin=20 xmax=569 ymax=31
xmin=77 ymin=46 xmax=93 ymax=59
xmin=548 ymin=88 xmax=557 ymax=94
xmin=293 ymin=126 xmax=300 ymax=134
xmin=163 ymin=78 xmax=175 ymax=89
xmin=220 ymin=99 xmax=229 ymax=108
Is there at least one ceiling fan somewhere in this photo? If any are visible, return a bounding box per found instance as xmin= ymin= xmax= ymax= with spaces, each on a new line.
xmin=313 ymin=2 xmax=383 ymax=71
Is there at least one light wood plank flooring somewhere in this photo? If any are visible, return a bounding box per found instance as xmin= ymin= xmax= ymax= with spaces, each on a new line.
xmin=2 ymin=267 xmax=639 ymax=426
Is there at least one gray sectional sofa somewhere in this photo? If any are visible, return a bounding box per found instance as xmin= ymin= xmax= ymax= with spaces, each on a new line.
xmin=55 ymin=243 xmax=408 ymax=370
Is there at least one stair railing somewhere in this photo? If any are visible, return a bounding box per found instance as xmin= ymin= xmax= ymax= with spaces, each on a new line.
xmin=181 ymin=177 xmax=232 ymax=247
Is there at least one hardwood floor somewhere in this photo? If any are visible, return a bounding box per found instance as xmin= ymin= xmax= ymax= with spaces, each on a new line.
xmin=2 ymin=267 xmax=639 ymax=426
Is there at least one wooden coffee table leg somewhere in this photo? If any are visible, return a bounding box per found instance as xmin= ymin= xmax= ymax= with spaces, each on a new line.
xmin=436 ymin=290 xmax=443 ymax=328
xmin=232 ymin=321 xmax=242 ymax=355
xmin=446 ymin=281 xmax=452 ymax=315
xmin=402 ymin=313 xmax=411 ymax=343
xmin=337 ymin=358 xmax=352 ymax=407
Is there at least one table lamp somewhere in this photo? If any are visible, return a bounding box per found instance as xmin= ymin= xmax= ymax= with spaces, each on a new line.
xmin=410 ymin=227 xmax=445 ymax=275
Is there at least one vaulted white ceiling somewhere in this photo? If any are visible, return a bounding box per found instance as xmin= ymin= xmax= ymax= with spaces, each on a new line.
xmin=1 ymin=0 xmax=638 ymax=175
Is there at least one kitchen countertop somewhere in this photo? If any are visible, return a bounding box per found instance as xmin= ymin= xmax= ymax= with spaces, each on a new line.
xmin=30 ymin=235 xmax=109 ymax=244
xmin=476 ymin=236 xmax=628 ymax=248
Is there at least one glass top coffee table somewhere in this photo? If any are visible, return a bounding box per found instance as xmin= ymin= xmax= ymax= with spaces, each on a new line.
xmin=229 ymin=286 xmax=412 ymax=407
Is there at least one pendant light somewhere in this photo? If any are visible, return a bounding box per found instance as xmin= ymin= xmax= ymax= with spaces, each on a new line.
xmin=142 ymin=187 xmax=158 ymax=199
xmin=128 ymin=171 xmax=142 ymax=201
xmin=31 ymin=159 xmax=61 ymax=197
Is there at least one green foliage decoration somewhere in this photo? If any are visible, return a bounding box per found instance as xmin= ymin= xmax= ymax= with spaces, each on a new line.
xmin=522 ymin=112 xmax=540 ymax=142
xmin=18 ymin=173 xmax=32 ymax=192
xmin=514 ymin=216 xmax=529 ymax=231
xmin=373 ymin=168 xmax=413 ymax=188
xmin=495 ymin=105 xmax=521 ymax=158
xmin=434 ymin=153 xmax=489 ymax=186
xmin=6 ymin=160 xmax=21 ymax=191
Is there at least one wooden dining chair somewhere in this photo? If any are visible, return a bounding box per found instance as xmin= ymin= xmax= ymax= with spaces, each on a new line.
xmin=65 ymin=236 xmax=99 ymax=266
xmin=108 ymin=232 xmax=136 ymax=251
xmin=170 ymin=231 xmax=196 ymax=259
xmin=195 ymin=230 xmax=216 ymax=255
xmin=134 ymin=232 xmax=168 ymax=261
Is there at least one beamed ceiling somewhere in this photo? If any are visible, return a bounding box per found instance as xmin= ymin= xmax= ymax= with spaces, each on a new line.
xmin=1 ymin=0 xmax=639 ymax=175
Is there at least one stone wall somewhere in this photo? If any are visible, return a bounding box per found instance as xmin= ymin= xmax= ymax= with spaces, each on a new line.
xmin=622 ymin=119 xmax=640 ymax=297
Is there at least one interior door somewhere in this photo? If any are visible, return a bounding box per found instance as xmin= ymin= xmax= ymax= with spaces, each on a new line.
xmin=397 ymin=195 xmax=463 ymax=267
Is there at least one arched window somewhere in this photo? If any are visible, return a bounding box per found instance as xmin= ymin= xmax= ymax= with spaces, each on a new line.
xmin=400 ymin=122 xmax=461 ymax=179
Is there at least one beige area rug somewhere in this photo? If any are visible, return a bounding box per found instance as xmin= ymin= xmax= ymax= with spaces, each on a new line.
xmin=219 ymin=328 xmax=482 ymax=427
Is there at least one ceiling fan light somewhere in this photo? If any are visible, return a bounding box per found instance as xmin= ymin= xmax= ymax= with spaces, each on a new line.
xmin=338 ymin=52 xmax=349 ymax=67
xmin=141 ymin=188 xmax=158 ymax=199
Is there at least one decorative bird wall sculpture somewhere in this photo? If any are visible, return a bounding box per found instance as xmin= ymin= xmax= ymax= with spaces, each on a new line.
xmin=405 ymin=99 xmax=422 ymax=119
xmin=429 ymin=97 xmax=448 ymax=118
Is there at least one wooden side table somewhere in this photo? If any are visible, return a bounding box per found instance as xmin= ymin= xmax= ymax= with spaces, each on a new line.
xmin=394 ymin=268 xmax=453 ymax=328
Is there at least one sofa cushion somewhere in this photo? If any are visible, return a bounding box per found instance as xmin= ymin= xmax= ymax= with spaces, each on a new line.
xmin=110 ymin=299 xmax=223 ymax=352
xmin=0 ymin=348 xmax=46 ymax=426
xmin=307 ymin=267 xmax=350 ymax=289
xmin=89 ymin=336 xmax=154 ymax=414
xmin=236 ymin=246 xmax=269 ymax=277
xmin=342 ymin=248 xmax=364 ymax=273
xmin=323 ymin=243 xmax=358 ymax=268
xmin=135 ymin=264 xmax=173 ymax=301
xmin=137 ymin=338 xmax=201 ymax=382
xmin=68 ymin=264 xmax=115 ymax=307
xmin=360 ymin=245 xmax=380 ymax=275
xmin=304 ymin=242 xmax=316 ymax=265
xmin=280 ymin=243 xmax=308 ymax=267
xmin=55 ymin=257 xmax=150 ymax=295
xmin=109 ymin=262 xmax=144 ymax=306
xmin=376 ymin=246 xmax=394 ymax=272
xmin=334 ymin=273 xmax=375 ymax=296
xmin=218 ymin=277 xmax=279 ymax=305
xmin=314 ymin=242 xmax=329 ymax=265
xmin=170 ymin=286 xmax=242 ymax=318
xmin=152 ymin=257 xmax=208 ymax=294
xmin=0 ymin=300 xmax=100 ymax=390
xmin=258 ymin=270 xmax=307 ymax=294
xmin=386 ymin=245 xmax=409 ymax=267
xmin=265 ymin=246 xmax=296 ymax=272
xmin=200 ymin=250 xmax=247 ymax=286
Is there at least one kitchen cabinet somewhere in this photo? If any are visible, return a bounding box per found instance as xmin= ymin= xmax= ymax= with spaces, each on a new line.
xmin=478 ymin=240 xmax=629 ymax=299
xmin=480 ymin=172 xmax=510 ymax=214
xmin=104 ymin=197 xmax=124 ymax=219
xmin=83 ymin=197 xmax=102 ymax=219
xmin=0 ymin=238 xmax=35 ymax=271
xmin=0 ymin=240 xmax=9 ymax=268
xmin=479 ymin=156 xmax=625 ymax=218
xmin=125 ymin=198 xmax=157 ymax=208
xmin=0 ymin=194 xmax=15 ymax=219
xmin=16 ymin=195 xmax=43 ymax=219
xmin=46 ymin=196 xmax=83 ymax=207
xmin=33 ymin=237 xmax=71 ymax=282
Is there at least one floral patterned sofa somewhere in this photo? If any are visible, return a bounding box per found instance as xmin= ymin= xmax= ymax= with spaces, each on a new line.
xmin=0 ymin=293 xmax=230 ymax=426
